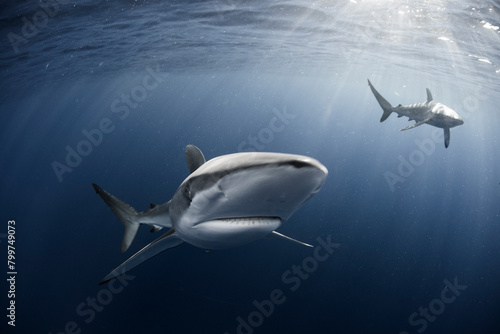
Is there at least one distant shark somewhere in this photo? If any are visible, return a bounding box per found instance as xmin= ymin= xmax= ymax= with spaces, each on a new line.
xmin=368 ymin=79 xmax=464 ymax=148
xmin=93 ymin=145 xmax=328 ymax=284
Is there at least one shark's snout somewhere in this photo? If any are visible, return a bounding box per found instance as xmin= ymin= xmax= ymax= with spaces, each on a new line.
xmin=174 ymin=152 xmax=329 ymax=227
xmin=288 ymin=156 xmax=328 ymax=189
xmin=447 ymin=113 xmax=464 ymax=127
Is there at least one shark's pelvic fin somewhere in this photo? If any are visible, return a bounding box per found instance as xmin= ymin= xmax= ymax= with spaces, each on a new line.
xmin=426 ymin=88 xmax=433 ymax=102
xmin=400 ymin=117 xmax=433 ymax=131
xmin=368 ymin=79 xmax=393 ymax=122
xmin=185 ymin=145 xmax=206 ymax=174
xmin=269 ymin=231 xmax=313 ymax=247
xmin=92 ymin=183 xmax=141 ymax=253
xmin=444 ymin=128 xmax=450 ymax=148
xmin=99 ymin=228 xmax=183 ymax=285
xmin=148 ymin=224 xmax=163 ymax=233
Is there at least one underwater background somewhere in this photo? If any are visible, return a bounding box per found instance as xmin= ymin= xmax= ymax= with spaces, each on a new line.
xmin=1 ymin=0 xmax=499 ymax=333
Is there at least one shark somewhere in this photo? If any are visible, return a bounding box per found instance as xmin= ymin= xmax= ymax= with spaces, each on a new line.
xmin=367 ymin=79 xmax=464 ymax=148
xmin=93 ymin=145 xmax=328 ymax=284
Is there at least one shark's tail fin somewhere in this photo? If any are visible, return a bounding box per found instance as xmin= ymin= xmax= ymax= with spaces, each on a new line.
xmin=92 ymin=183 xmax=140 ymax=253
xmin=368 ymin=79 xmax=393 ymax=122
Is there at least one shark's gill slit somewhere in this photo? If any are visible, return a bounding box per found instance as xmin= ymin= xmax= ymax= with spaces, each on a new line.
xmin=184 ymin=182 xmax=192 ymax=202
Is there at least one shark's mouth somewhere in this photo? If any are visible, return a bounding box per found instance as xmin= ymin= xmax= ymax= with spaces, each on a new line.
xmin=194 ymin=216 xmax=282 ymax=227
xmin=186 ymin=216 xmax=283 ymax=250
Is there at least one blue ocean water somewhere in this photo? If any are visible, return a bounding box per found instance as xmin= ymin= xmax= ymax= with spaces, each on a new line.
xmin=1 ymin=0 xmax=499 ymax=333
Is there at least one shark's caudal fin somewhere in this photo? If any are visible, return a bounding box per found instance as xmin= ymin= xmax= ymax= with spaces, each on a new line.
xmin=368 ymin=79 xmax=394 ymax=122
xmin=92 ymin=183 xmax=142 ymax=253
xmin=99 ymin=228 xmax=183 ymax=285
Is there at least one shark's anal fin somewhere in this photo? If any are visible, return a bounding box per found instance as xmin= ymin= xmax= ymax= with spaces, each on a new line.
xmin=269 ymin=231 xmax=313 ymax=247
xmin=444 ymin=128 xmax=450 ymax=148
xmin=92 ymin=183 xmax=140 ymax=253
xmin=185 ymin=145 xmax=206 ymax=174
xmin=99 ymin=228 xmax=183 ymax=285
xmin=400 ymin=117 xmax=433 ymax=131
xmin=426 ymin=88 xmax=433 ymax=102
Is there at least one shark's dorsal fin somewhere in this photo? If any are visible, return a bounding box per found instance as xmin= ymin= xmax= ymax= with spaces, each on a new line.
xmin=268 ymin=231 xmax=313 ymax=247
xmin=185 ymin=145 xmax=206 ymax=174
xmin=400 ymin=117 xmax=434 ymax=131
xmin=426 ymin=88 xmax=433 ymax=102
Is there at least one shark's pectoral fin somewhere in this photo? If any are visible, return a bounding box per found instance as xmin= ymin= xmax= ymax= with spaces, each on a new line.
xmin=268 ymin=231 xmax=313 ymax=247
xmin=444 ymin=128 xmax=450 ymax=148
xmin=185 ymin=145 xmax=206 ymax=173
xmin=400 ymin=117 xmax=433 ymax=131
xmin=99 ymin=228 xmax=183 ymax=285
xmin=426 ymin=88 xmax=433 ymax=102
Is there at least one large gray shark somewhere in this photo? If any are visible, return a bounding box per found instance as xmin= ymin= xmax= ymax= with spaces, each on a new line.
xmin=368 ymin=79 xmax=464 ymax=148
xmin=93 ymin=145 xmax=328 ymax=284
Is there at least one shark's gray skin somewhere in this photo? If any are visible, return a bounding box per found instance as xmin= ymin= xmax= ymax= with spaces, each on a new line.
xmin=368 ymin=79 xmax=464 ymax=148
xmin=93 ymin=145 xmax=328 ymax=284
